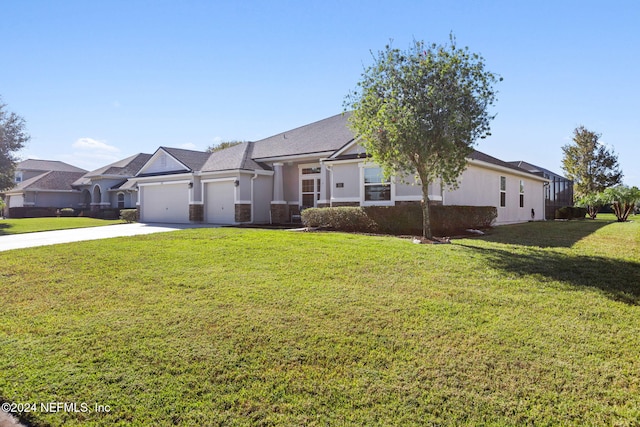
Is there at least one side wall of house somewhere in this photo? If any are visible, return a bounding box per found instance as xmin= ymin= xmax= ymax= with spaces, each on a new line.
xmin=443 ymin=163 xmax=545 ymax=224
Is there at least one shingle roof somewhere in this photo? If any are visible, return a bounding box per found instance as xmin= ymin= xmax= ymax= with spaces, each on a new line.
xmin=73 ymin=153 xmax=153 ymax=186
xmin=201 ymin=142 xmax=269 ymax=172
xmin=8 ymin=171 xmax=86 ymax=192
xmin=251 ymin=112 xmax=355 ymax=160
xmin=469 ymin=151 xmax=544 ymax=177
xmin=17 ymin=159 xmax=87 ymax=173
xmin=161 ymin=147 xmax=211 ymax=171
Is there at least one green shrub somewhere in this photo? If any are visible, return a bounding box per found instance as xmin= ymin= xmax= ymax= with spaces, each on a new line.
xmin=301 ymin=207 xmax=377 ymax=232
xmin=120 ymin=209 xmax=138 ymax=223
xmin=555 ymin=206 xmax=587 ymax=220
xmin=60 ymin=208 xmax=75 ymax=217
xmin=302 ymin=205 xmax=497 ymax=236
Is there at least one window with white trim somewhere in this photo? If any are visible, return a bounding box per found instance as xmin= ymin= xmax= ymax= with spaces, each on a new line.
xmin=499 ymin=176 xmax=506 ymax=207
xmin=117 ymin=192 xmax=125 ymax=209
xmin=364 ymin=167 xmax=391 ymax=201
xmin=14 ymin=171 xmax=23 ymax=183
xmin=300 ymin=164 xmax=321 ymax=208
xmin=519 ymin=180 xmax=524 ymax=208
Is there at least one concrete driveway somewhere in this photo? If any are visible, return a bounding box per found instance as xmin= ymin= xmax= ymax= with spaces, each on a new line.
xmin=0 ymin=223 xmax=217 ymax=252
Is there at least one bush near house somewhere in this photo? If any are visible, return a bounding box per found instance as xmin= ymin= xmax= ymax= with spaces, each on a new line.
xmin=302 ymin=205 xmax=497 ymax=236
xmin=59 ymin=208 xmax=75 ymax=217
xmin=555 ymin=206 xmax=587 ymax=220
xmin=120 ymin=209 xmax=137 ymax=223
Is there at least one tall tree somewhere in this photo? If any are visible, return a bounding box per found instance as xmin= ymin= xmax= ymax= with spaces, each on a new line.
xmin=344 ymin=36 xmax=501 ymax=239
xmin=561 ymin=126 xmax=622 ymax=199
xmin=0 ymin=97 xmax=30 ymax=191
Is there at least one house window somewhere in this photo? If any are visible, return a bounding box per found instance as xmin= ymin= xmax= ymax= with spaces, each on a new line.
xmin=300 ymin=164 xmax=322 ymax=209
xmin=301 ymin=178 xmax=320 ymax=208
xmin=499 ymin=176 xmax=506 ymax=207
xmin=14 ymin=171 xmax=23 ymax=183
xmin=117 ymin=192 xmax=125 ymax=209
xmin=302 ymin=167 xmax=321 ymax=174
xmin=364 ymin=167 xmax=391 ymax=201
xmin=519 ymin=180 xmax=524 ymax=208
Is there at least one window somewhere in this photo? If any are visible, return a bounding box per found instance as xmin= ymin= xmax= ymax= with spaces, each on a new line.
xmin=364 ymin=167 xmax=391 ymax=201
xmin=499 ymin=176 xmax=506 ymax=207
xmin=300 ymin=164 xmax=321 ymax=208
xmin=117 ymin=192 xmax=125 ymax=209
xmin=301 ymin=178 xmax=320 ymax=208
xmin=14 ymin=171 xmax=23 ymax=183
xmin=519 ymin=180 xmax=524 ymax=208
xmin=301 ymin=167 xmax=321 ymax=174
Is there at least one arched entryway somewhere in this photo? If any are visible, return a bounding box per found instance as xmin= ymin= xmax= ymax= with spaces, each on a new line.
xmin=92 ymin=185 xmax=102 ymax=211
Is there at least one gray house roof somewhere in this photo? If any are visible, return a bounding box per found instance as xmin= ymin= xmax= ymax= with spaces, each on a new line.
xmin=469 ymin=151 xmax=540 ymax=176
xmin=251 ymin=112 xmax=355 ymax=160
xmin=73 ymin=153 xmax=152 ymax=186
xmin=17 ymin=159 xmax=86 ymax=173
xmin=161 ymin=147 xmax=211 ymax=171
xmin=8 ymin=171 xmax=86 ymax=193
xmin=201 ymin=142 xmax=269 ymax=172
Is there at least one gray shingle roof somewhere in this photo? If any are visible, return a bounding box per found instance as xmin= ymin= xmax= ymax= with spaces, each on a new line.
xmin=17 ymin=159 xmax=86 ymax=173
xmin=251 ymin=112 xmax=355 ymax=160
xmin=73 ymin=153 xmax=152 ymax=186
xmin=201 ymin=142 xmax=269 ymax=172
xmin=469 ymin=151 xmax=543 ymax=176
xmin=9 ymin=171 xmax=86 ymax=192
xmin=161 ymin=147 xmax=211 ymax=171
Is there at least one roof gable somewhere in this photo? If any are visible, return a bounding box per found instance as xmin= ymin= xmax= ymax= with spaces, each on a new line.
xmin=8 ymin=171 xmax=86 ymax=192
xmin=137 ymin=148 xmax=198 ymax=176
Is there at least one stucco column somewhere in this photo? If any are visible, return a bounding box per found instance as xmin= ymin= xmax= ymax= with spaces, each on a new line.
xmin=272 ymin=162 xmax=285 ymax=203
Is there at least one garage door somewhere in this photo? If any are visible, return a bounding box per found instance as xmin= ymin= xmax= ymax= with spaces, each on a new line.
xmin=205 ymin=181 xmax=236 ymax=224
xmin=141 ymin=183 xmax=190 ymax=223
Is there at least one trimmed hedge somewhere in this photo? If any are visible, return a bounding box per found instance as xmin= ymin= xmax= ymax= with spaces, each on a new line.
xmin=555 ymin=206 xmax=587 ymax=220
xmin=302 ymin=205 xmax=497 ymax=236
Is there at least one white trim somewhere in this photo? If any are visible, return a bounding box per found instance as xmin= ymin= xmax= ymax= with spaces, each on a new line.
xmin=138 ymin=180 xmax=191 ymax=186
xmin=236 ymin=200 xmax=252 ymax=204
xmin=330 ymin=197 xmax=360 ymax=203
xmin=134 ymin=173 xmax=194 ymax=182
xmin=271 ymin=201 xmax=287 ymax=205
xmin=201 ymin=177 xmax=237 ymax=184
xmin=288 ymin=201 xmax=300 ymax=205
xmin=256 ymin=151 xmax=335 ymax=163
xmin=318 ymin=199 xmax=330 ymax=205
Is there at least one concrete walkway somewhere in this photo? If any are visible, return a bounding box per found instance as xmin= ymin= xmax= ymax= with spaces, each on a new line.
xmin=0 ymin=223 xmax=217 ymax=252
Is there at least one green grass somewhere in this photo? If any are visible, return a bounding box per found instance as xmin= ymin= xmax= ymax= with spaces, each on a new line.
xmin=1 ymin=216 xmax=639 ymax=426
xmin=0 ymin=217 xmax=122 ymax=235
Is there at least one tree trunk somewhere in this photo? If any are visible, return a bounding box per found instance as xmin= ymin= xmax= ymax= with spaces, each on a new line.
xmin=421 ymin=187 xmax=432 ymax=240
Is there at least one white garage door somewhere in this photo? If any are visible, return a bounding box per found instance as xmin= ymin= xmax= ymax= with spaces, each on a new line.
xmin=141 ymin=183 xmax=190 ymax=223
xmin=205 ymin=181 xmax=236 ymax=224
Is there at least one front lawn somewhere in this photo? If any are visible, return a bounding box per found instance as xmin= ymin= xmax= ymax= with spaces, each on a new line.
xmin=0 ymin=217 xmax=122 ymax=235
xmin=0 ymin=218 xmax=639 ymax=426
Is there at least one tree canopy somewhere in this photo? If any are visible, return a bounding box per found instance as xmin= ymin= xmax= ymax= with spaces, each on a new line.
xmin=206 ymin=140 xmax=244 ymax=153
xmin=0 ymin=97 xmax=30 ymax=191
xmin=561 ymin=126 xmax=622 ymax=199
xmin=344 ymin=36 xmax=501 ymax=238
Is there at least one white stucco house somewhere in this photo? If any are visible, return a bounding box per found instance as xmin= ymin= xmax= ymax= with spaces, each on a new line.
xmin=130 ymin=112 xmax=548 ymax=226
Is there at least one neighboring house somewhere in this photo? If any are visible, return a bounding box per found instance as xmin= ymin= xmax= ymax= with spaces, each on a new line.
xmin=72 ymin=153 xmax=152 ymax=210
xmin=3 ymin=159 xmax=87 ymax=216
xmin=509 ymin=161 xmax=574 ymax=219
xmin=130 ymin=112 xmax=549 ymax=226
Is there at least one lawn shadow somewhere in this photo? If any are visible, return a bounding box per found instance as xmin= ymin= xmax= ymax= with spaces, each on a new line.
xmin=477 ymin=220 xmax=612 ymax=248
xmin=458 ymin=243 xmax=640 ymax=305
xmin=0 ymin=222 xmax=12 ymax=235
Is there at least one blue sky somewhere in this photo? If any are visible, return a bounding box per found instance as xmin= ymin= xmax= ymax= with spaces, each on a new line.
xmin=2 ymin=0 xmax=638 ymax=186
